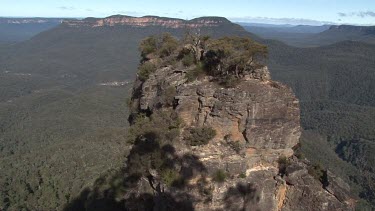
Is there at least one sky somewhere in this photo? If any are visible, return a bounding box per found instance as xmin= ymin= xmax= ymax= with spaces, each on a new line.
xmin=1 ymin=0 xmax=375 ymax=25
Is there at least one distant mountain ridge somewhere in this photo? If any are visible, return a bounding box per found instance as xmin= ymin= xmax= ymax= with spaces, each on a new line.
xmin=328 ymin=25 xmax=375 ymax=34
xmin=240 ymin=23 xmax=331 ymax=33
xmin=0 ymin=17 xmax=66 ymax=42
xmin=308 ymin=24 xmax=375 ymax=46
xmin=63 ymin=15 xmax=232 ymax=28
xmin=0 ymin=17 xmax=65 ymax=24
xmin=244 ymin=22 xmax=375 ymax=47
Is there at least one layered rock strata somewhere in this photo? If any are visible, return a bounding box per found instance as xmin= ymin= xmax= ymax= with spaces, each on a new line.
xmin=129 ymin=64 xmax=354 ymax=210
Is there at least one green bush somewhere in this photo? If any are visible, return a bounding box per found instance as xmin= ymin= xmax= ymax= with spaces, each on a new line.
xmin=219 ymin=75 xmax=240 ymax=88
xmin=197 ymin=178 xmax=213 ymax=202
xmin=308 ymin=163 xmax=329 ymax=188
xmin=139 ymin=33 xmax=179 ymax=60
xmin=162 ymin=57 xmax=178 ymax=67
xmin=181 ymin=53 xmax=195 ymax=67
xmin=239 ymin=172 xmax=246 ymax=178
xmin=212 ymin=169 xmax=227 ymax=183
xmin=139 ymin=36 xmax=157 ymax=58
xmin=203 ymin=36 xmax=268 ymax=78
xmin=186 ymin=126 xmax=216 ymax=146
xmin=127 ymin=110 xmax=182 ymax=145
xmin=186 ymin=63 xmax=206 ymax=82
xmin=125 ymin=97 xmax=132 ymax=109
xmin=159 ymin=33 xmax=179 ymax=58
xmin=162 ymin=86 xmax=177 ymax=107
xmin=294 ymin=151 xmax=305 ymax=159
xmin=278 ymin=156 xmax=290 ymax=176
xmin=138 ymin=62 xmax=156 ymax=81
xmin=161 ymin=168 xmax=180 ymax=187
xmin=228 ymin=141 xmax=242 ymax=154
xmin=308 ymin=163 xmax=325 ymax=182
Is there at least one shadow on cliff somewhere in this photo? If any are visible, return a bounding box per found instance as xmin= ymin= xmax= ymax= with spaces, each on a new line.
xmin=63 ymin=136 xmax=206 ymax=211
xmin=222 ymin=183 xmax=261 ymax=211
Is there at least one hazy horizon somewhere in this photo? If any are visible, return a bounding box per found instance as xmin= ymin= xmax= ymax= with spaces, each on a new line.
xmin=1 ymin=0 xmax=374 ymax=26
xmin=1 ymin=14 xmax=374 ymax=27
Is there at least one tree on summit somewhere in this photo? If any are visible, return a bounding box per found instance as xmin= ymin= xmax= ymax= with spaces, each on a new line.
xmin=139 ymin=33 xmax=179 ymax=61
xmin=203 ymin=37 xmax=268 ymax=78
xmin=138 ymin=32 xmax=268 ymax=84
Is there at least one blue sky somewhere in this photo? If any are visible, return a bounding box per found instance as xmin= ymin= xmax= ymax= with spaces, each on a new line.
xmin=1 ymin=0 xmax=375 ymax=25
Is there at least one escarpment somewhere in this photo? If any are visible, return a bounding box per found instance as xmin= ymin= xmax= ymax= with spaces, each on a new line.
xmin=125 ymin=34 xmax=354 ymax=210
xmin=63 ymin=15 xmax=232 ymax=28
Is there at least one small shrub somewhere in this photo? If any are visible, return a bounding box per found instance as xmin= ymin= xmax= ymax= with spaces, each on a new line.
xmin=308 ymin=164 xmax=323 ymax=179
xmin=228 ymin=141 xmax=242 ymax=154
xmin=161 ymin=168 xmax=180 ymax=187
xmin=139 ymin=36 xmax=157 ymax=59
xmin=292 ymin=143 xmax=305 ymax=159
xmin=239 ymin=172 xmax=246 ymax=178
xmin=181 ymin=53 xmax=195 ymax=67
xmin=162 ymin=86 xmax=177 ymax=107
xmin=125 ymin=97 xmax=132 ymax=109
xmin=219 ymin=75 xmax=240 ymax=88
xmin=140 ymin=33 xmax=179 ymax=61
xmin=197 ymin=177 xmax=213 ymax=203
xmin=224 ymin=134 xmax=232 ymax=141
xmin=159 ymin=33 xmax=179 ymax=58
xmin=126 ymin=110 xmax=182 ymax=145
xmin=212 ymin=169 xmax=227 ymax=183
xmin=162 ymin=57 xmax=178 ymax=67
xmin=278 ymin=156 xmax=290 ymax=176
xmin=308 ymin=163 xmax=328 ymax=186
xmin=138 ymin=62 xmax=156 ymax=81
xmin=294 ymin=151 xmax=305 ymax=159
xmin=186 ymin=126 xmax=216 ymax=146
xmin=186 ymin=63 xmax=206 ymax=82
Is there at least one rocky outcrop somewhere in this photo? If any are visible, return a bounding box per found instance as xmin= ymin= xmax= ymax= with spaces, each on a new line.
xmin=63 ymin=15 xmax=231 ymax=28
xmin=282 ymin=157 xmax=355 ymax=211
xmin=129 ymin=63 xmax=354 ymax=210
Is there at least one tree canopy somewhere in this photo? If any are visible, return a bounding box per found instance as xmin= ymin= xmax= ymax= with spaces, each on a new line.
xmin=203 ymin=37 xmax=268 ymax=78
xmin=138 ymin=32 xmax=268 ymax=83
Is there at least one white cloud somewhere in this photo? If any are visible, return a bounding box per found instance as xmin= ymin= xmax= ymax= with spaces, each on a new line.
xmin=338 ymin=11 xmax=375 ymax=18
xmin=58 ymin=6 xmax=75 ymax=11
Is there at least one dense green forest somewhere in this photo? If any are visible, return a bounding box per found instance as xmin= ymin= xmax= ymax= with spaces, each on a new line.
xmin=0 ymin=85 xmax=131 ymax=210
xmin=259 ymin=35 xmax=375 ymax=209
xmin=0 ymin=17 xmax=375 ymax=210
xmin=266 ymin=39 xmax=375 ymax=208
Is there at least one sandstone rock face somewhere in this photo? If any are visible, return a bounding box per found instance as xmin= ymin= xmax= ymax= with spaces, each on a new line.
xmin=63 ymin=15 xmax=230 ymax=28
xmin=281 ymin=157 xmax=355 ymax=211
xmin=130 ymin=65 xmax=354 ymax=210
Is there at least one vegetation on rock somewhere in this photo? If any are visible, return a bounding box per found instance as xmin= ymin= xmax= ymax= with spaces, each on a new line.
xmin=138 ymin=61 xmax=157 ymax=81
xmin=202 ymin=36 xmax=268 ymax=78
xmin=212 ymin=169 xmax=227 ymax=183
xmin=185 ymin=126 xmax=217 ymax=146
xmin=278 ymin=156 xmax=291 ymax=176
xmin=138 ymin=33 xmax=268 ymax=84
xmin=127 ymin=110 xmax=182 ymax=145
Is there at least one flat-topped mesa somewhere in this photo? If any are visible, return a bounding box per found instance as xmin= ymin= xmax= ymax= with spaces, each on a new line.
xmin=62 ymin=15 xmax=232 ymax=28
